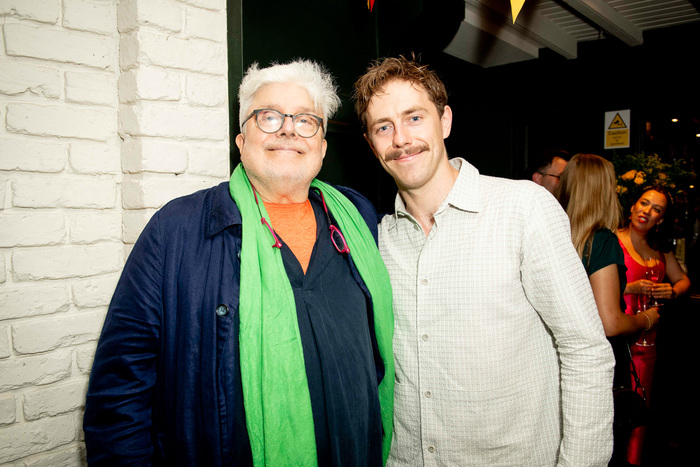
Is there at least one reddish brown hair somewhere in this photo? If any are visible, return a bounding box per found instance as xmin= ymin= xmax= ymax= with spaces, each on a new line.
xmin=353 ymin=55 xmax=448 ymax=129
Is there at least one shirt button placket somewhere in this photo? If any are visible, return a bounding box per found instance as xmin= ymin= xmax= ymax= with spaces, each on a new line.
xmin=425 ymin=444 xmax=437 ymax=465
xmin=415 ymin=230 xmax=436 ymax=465
xmin=418 ymin=271 xmax=436 ymax=464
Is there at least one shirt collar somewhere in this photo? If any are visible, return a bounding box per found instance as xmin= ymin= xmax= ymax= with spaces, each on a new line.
xmin=386 ymin=157 xmax=482 ymax=229
xmin=205 ymin=181 xmax=242 ymax=238
xmin=443 ymin=157 xmax=482 ymax=214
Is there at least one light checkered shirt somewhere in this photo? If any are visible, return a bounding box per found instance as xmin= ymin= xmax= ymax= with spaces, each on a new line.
xmin=380 ymin=158 xmax=614 ymax=466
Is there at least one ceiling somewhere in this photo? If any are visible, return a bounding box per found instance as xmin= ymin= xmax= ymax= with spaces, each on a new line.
xmin=443 ymin=0 xmax=700 ymax=67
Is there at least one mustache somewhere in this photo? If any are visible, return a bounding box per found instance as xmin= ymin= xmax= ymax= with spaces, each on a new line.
xmin=386 ymin=145 xmax=429 ymax=161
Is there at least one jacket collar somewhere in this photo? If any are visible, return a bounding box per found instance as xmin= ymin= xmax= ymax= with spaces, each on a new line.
xmin=205 ymin=181 xmax=242 ymax=238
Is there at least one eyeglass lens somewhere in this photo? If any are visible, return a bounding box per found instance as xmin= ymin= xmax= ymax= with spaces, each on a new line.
xmin=330 ymin=225 xmax=350 ymax=254
xmin=314 ymin=188 xmax=350 ymax=254
xmin=255 ymin=109 xmax=321 ymax=137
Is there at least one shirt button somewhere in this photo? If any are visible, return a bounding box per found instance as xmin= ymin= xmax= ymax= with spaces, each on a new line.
xmin=421 ymin=278 xmax=428 ymax=285
xmin=215 ymin=304 xmax=229 ymax=316
xmin=422 ymin=334 xmax=429 ymax=341
xmin=427 ymin=446 xmax=436 ymax=453
xmin=425 ymin=390 xmax=432 ymax=398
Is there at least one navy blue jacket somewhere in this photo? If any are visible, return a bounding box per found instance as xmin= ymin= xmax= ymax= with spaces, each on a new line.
xmin=83 ymin=181 xmax=380 ymax=466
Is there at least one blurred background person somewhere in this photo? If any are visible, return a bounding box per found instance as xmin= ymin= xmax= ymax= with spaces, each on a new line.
xmin=556 ymin=153 xmax=660 ymax=466
xmin=616 ymin=186 xmax=691 ymax=466
xmin=528 ymin=148 xmax=570 ymax=194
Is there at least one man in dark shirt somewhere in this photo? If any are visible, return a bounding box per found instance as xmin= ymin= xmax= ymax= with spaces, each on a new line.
xmin=83 ymin=59 xmax=394 ymax=466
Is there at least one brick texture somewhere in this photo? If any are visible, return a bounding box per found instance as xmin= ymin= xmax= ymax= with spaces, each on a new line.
xmin=0 ymin=0 xmax=229 ymax=463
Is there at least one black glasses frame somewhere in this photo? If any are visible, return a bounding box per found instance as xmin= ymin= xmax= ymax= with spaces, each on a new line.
xmin=242 ymin=109 xmax=324 ymax=138
xmin=539 ymin=172 xmax=561 ymax=180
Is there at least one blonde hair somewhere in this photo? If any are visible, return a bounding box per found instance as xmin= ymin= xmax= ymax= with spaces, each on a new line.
xmin=555 ymin=153 xmax=622 ymax=258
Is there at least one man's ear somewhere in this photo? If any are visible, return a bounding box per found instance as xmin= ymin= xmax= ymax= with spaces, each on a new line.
xmin=532 ymin=172 xmax=543 ymax=185
xmin=441 ymin=105 xmax=453 ymax=139
xmin=235 ymin=133 xmax=245 ymax=153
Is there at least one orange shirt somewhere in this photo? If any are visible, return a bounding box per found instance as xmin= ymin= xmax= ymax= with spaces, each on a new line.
xmin=264 ymin=200 xmax=317 ymax=273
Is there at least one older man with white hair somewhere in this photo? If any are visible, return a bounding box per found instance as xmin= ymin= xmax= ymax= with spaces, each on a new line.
xmin=84 ymin=59 xmax=394 ymax=467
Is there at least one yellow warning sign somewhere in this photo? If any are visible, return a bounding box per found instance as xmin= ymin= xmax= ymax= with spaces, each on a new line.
xmin=608 ymin=113 xmax=627 ymax=129
xmin=606 ymin=130 xmax=629 ymax=148
xmin=604 ymin=110 xmax=630 ymax=149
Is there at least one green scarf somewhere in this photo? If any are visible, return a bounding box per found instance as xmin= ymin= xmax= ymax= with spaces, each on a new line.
xmin=229 ymin=164 xmax=394 ymax=466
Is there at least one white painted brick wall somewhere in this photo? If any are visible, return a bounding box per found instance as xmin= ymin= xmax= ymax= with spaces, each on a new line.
xmin=6 ymin=103 xmax=117 ymax=140
xmin=0 ymin=213 xmax=66 ymax=247
xmin=0 ymin=413 xmax=78 ymax=463
xmin=71 ymin=274 xmax=120 ymax=309
xmin=23 ymin=379 xmax=89 ymax=421
xmin=4 ymin=23 xmax=116 ymax=69
xmin=118 ymin=0 xmax=183 ymax=34
xmin=11 ymin=176 xmax=118 ymax=209
xmin=69 ymin=142 xmax=121 ymax=175
xmin=0 ymin=393 xmax=16 ymax=426
xmin=118 ymin=67 xmax=182 ymax=102
xmin=0 ymin=139 xmax=66 ymax=172
xmin=0 ymin=0 xmax=230 ymax=464
xmin=0 ymin=283 xmax=70 ymax=321
xmin=0 ymin=328 xmax=10 ymax=359
xmin=0 ymin=61 xmax=61 ymax=99
xmin=122 ymin=137 xmax=188 ymax=174
xmin=65 ymin=70 xmax=118 ymax=106
xmin=0 ymin=0 xmax=60 ymax=25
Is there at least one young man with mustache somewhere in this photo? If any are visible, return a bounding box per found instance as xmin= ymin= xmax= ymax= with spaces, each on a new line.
xmin=354 ymin=56 xmax=614 ymax=466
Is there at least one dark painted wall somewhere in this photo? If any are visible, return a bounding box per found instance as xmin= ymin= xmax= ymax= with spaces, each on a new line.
xmin=229 ymin=0 xmax=470 ymax=214
xmin=228 ymin=0 xmax=699 ymax=214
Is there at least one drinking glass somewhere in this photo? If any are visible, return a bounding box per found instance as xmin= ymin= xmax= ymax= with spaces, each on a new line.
xmin=645 ymin=257 xmax=663 ymax=307
xmin=634 ymin=295 xmax=654 ymax=347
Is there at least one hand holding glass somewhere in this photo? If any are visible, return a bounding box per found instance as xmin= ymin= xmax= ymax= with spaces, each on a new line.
xmin=635 ymin=296 xmax=654 ymax=347
xmin=645 ymin=257 xmax=663 ymax=306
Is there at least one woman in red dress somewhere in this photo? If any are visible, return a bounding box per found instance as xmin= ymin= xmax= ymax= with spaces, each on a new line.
xmin=616 ymin=186 xmax=691 ymax=465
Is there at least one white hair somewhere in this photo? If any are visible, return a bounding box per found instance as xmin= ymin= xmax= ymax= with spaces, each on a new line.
xmin=238 ymin=59 xmax=341 ymax=135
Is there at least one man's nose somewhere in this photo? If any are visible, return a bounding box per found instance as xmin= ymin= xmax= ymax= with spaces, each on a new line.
xmin=392 ymin=125 xmax=411 ymax=147
xmin=277 ymin=115 xmax=297 ymax=136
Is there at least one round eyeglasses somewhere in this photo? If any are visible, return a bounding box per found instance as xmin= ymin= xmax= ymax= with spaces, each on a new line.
xmin=242 ymin=109 xmax=324 ymax=138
